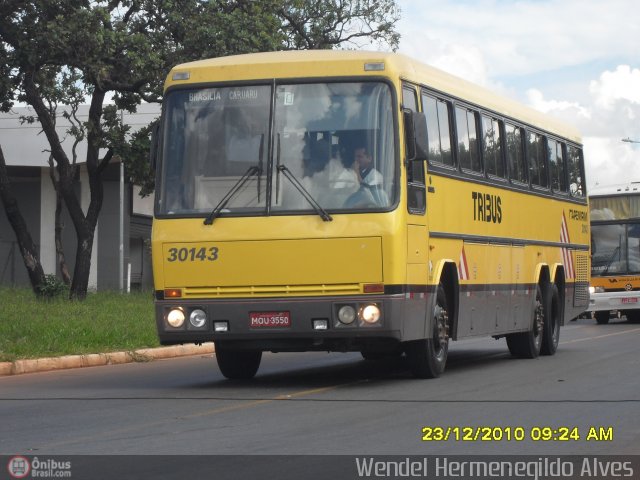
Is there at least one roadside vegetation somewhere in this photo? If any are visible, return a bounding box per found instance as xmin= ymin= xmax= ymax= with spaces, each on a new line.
xmin=0 ymin=287 xmax=158 ymax=362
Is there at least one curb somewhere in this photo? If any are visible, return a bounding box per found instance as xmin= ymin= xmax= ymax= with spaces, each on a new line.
xmin=0 ymin=343 xmax=215 ymax=377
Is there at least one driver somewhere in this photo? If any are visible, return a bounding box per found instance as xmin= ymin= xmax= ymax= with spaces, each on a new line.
xmin=344 ymin=146 xmax=388 ymax=207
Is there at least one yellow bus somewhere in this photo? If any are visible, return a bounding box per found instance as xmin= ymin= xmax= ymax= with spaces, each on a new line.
xmin=150 ymin=51 xmax=590 ymax=379
xmin=588 ymin=182 xmax=640 ymax=324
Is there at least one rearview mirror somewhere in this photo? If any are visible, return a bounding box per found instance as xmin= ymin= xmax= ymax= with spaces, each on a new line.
xmin=404 ymin=110 xmax=428 ymax=163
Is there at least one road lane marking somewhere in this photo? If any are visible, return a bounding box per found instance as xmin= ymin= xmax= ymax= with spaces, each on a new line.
xmin=560 ymin=327 xmax=640 ymax=345
xmin=180 ymin=384 xmax=343 ymax=419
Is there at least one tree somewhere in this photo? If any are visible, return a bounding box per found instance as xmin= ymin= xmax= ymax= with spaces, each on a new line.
xmin=0 ymin=144 xmax=47 ymax=294
xmin=0 ymin=0 xmax=400 ymax=300
xmin=278 ymin=0 xmax=400 ymax=50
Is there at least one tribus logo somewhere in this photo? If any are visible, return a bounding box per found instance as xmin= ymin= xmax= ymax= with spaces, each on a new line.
xmin=7 ymin=456 xmax=30 ymax=479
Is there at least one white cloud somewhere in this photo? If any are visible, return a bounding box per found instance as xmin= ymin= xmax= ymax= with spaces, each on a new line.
xmin=583 ymin=137 xmax=640 ymax=189
xmin=397 ymin=0 xmax=640 ymax=78
xmin=526 ymin=89 xmax=591 ymax=120
xmin=590 ymin=65 xmax=640 ymax=110
xmin=426 ymin=43 xmax=489 ymax=86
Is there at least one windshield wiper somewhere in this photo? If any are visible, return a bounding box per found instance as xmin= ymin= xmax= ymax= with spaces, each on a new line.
xmin=203 ymin=166 xmax=259 ymax=225
xmin=602 ymin=246 xmax=621 ymax=276
xmin=277 ymin=165 xmax=333 ymax=222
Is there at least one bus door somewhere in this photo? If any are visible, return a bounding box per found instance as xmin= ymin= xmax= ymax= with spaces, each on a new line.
xmin=403 ymin=84 xmax=430 ymax=340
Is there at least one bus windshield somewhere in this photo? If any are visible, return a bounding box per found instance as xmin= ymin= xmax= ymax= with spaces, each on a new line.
xmin=591 ymin=223 xmax=640 ymax=276
xmin=157 ymin=81 xmax=396 ymax=217
xmin=590 ymin=194 xmax=640 ymax=276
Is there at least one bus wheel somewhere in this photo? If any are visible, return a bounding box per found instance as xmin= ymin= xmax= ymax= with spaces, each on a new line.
xmin=215 ymin=343 xmax=262 ymax=380
xmin=506 ymin=284 xmax=544 ymax=358
xmin=541 ymin=283 xmax=561 ymax=355
xmin=405 ymin=283 xmax=450 ymax=378
xmin=594 ymin=311 xmax=610 ymax=324
xmin=625 ymin=310 xmax=640 ymax=324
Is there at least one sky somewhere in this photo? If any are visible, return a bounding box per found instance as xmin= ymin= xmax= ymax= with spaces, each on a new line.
xmin=3 ymin=0 xmax=638 ymax=187
xmin=392 ymin=0 xmax=640 ymax=189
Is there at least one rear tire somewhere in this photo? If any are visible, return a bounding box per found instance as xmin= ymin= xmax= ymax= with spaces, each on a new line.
xmin=506 ymin=284 xmax=544 ymax=358
xmin=215 ymin=343 xmax=262 ymax=380
xmin=541 ymin=283 xmax=561 ymax=355
xmin=594 ymin=311 xmax=610 ymax=325
xmin=406 ymin=283 xmax=450 ymax=378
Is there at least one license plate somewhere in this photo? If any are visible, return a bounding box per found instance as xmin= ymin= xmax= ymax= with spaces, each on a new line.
xmin=621 ymin=298 xmax=638 ymax=304
xmin=250 ymin=311 xmax=291 ymax=328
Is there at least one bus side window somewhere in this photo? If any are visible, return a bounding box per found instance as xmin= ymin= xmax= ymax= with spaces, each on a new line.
xmin=527 ymin=131 xmax=548 ymax=188
xmin=404 ymin=86 xmax=425 ymax=214
xmin=481 ymin=115 xmax=504 ymax=178
xmin=567 ymin=145 xmax=585 ymax=197
xmin=455 ymin=106 xmax=482 ymax=173
xmin=422 ymin=93 xmax=454 ymax=167
xmin=505 ymin=123 xmax=526 ymax=184
xmin=548 ymin=138 xmax=568 ymax=193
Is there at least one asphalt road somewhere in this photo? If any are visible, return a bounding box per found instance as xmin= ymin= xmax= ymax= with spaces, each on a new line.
xmin=1 ymin=317 xmax=639 ymax=464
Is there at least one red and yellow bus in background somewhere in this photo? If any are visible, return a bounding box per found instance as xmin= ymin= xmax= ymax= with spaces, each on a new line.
xmin=588 ymin=182 xmax=640 ymax=324
xmin=150 ymin=51 xmax=590 ymax=379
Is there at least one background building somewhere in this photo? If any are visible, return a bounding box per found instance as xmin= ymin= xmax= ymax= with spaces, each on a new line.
xmin=0 ymin=104 xmax=159 ymax=291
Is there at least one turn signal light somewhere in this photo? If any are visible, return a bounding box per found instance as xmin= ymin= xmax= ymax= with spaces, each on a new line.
xmin=363 ymin=283 xmax=384 ymax=294
xmin=164 ymin=288 xmax=182 ymax=298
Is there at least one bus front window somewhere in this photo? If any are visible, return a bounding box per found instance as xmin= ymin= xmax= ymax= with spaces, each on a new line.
xmin=157 ymin=82 xmax=395 ymax=217
xmin=273 ymin=82 xmax=395 ymax=212
xmin=158 ymin=85 xmax=271 ymax=216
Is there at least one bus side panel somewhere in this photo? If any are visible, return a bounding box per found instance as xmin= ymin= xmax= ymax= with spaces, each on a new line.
xmin=425 ymin=172 xmax=589 ymax=337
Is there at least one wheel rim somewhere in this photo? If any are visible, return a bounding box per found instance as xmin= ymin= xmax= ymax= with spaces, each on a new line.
xmin=551 ymin=298 xmax=559 ymax=345
xmin=533 ymin=289 xmax=544 ymax=349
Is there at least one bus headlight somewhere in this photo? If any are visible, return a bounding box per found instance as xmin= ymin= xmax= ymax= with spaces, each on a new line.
xmin=337 ymin=305 xmax=357 ymax=325
xmin=360 ymin=304 xmax=381 ymax=324
xmin=589 ymin=286 xmax=604 ymax=294
xmin=189 ymin=309 xmax=207 ymax=328
xmin=167 ymin=308 xmax=186 ymax=328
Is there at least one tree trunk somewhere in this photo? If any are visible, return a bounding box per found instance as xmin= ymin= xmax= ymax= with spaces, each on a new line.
xmin=54 ymin=161 xmax=96 ymax=301
xmin=63 ymin=91 xmax=108 ymax=301
xmin=49 ymin=159 xmax=72 ymax=285
xmin=0 ymin=144 xmax=47 ymax=295
xmin=69 ymin=231 xmax=93 ymax=300
xmin=54 ymin=192 xmax=72 ymax=285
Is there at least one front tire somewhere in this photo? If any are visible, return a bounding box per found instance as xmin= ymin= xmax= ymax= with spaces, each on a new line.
xmin=625 ymin=310 xmax=640 ymax=324
xmin=215 ymin=343 xmax=262 ymax=380
xmin=506 ymin=284 xmax=544 ymax=358
xmin=406 ymin=283 xmax=450 ymax=378
xmin=594 ymin=311 xmax=610 ymax=325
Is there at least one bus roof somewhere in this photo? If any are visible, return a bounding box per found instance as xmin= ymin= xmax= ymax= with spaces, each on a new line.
xmin=167 ymin=50 xmax=582 ymax=144
xmin=589 ymin=181 xmax=640 ymax=197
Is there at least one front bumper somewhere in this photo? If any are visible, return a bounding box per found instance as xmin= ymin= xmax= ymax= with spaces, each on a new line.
xmin=155 ymin=293 xmax=414 ymax=352
xmin=586 ymin=291 xmax=640 ymax=313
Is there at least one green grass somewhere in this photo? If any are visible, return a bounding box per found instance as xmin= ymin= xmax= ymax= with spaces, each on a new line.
xmin=0 ymin=287 xmax=159 ymax=362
